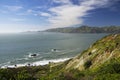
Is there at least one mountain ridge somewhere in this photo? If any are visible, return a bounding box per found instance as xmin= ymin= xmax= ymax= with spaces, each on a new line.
xmin=44 ymin=26 xmax=120 ymax=33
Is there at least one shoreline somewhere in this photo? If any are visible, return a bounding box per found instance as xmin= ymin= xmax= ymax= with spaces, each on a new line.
xmin=1 ymin=58 xmax=70 ymax=68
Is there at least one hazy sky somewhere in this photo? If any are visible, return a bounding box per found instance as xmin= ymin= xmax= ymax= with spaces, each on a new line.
xmin=0 ymin=0 xmax=120 ymax=33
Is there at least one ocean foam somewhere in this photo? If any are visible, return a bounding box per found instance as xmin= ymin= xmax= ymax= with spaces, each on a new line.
xmin=1 ymin=58 xmax=70 ymax=68
xmin=32 ymin=58 xmax=70 ymax=66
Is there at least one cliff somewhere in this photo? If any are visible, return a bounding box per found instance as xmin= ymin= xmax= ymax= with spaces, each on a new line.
xmin=65 ymin=34 xmax=120 ymax=71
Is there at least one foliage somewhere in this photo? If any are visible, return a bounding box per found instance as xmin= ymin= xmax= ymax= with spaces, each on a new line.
xmin=84 ymin=60 xmax=92 ymax=69
xmin=0 ymin=65 xmax=49 ymax=80
xmin=94 ymin=74 xmax=120 ymax=80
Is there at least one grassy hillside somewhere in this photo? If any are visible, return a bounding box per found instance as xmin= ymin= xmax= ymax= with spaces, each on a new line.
xmin=65 ymin=34 xmax=120 ymax=70
xmin=1 ymin=34 xmax=120 ymax=80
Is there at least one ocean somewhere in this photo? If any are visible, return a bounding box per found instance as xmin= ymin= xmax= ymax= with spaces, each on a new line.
xmin=0 ymin=32 xmax=108 ymax=68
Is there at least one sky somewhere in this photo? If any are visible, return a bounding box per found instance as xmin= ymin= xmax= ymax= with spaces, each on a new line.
xmin=0 ymin=0 xmax=120 ymax=33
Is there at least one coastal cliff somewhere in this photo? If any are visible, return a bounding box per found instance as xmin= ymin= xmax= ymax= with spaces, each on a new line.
xmin=65 ymin=34 xmax=120 ymax=71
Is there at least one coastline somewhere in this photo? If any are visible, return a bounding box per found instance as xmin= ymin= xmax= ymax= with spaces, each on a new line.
xmin=1 ymin=58 xmax=70 ymax=68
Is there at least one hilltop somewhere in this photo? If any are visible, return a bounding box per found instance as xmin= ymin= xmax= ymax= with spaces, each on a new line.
xmin=45 ymin=26 xmax=120 ymax=33
xmin=1 ymin=34 xmax=120 ymax=80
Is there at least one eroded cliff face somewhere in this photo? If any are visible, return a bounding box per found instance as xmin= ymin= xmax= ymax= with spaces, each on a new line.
xmin=65 ymin=34 xmax=120 ymax=71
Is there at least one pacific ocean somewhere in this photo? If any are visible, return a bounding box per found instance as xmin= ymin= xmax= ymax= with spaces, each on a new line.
xmin=0 ymin=32 xmax=108 ymax=68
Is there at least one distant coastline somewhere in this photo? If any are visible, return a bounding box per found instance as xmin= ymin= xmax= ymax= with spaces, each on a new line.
xmin=43 ymin=25 xmax=120 ymax=33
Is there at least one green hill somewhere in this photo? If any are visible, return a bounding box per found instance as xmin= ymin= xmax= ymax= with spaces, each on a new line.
xmin=1 ymin=34 xmax=120 ymax=80
xmin=65 ymin=34 xmax=120 ymax=71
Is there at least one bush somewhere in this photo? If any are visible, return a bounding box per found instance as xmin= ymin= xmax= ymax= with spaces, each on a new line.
xmin=84 ymin=60 xmax=92 ymax=69
xmin=94 ymin=73 xmax=120 ymax=80
xmin=97 ymin=63 xmax=120 ymax=74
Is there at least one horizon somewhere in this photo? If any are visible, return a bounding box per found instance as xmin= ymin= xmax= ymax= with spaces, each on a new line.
xmin=0 ymin=0 xmax=120 ymax=33
xmin=0 ymin=25 xmax=120 ymax=34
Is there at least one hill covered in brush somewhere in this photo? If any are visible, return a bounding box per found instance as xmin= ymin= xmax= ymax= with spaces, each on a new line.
xmin=44 ymin=26 xmax=120 ymax=33
xmin=1 ymin=34 xmax=120 ymax=80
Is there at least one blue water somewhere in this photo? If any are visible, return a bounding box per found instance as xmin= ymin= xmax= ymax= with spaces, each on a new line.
xmin=0 ymin=32 xmax=108 ymax=67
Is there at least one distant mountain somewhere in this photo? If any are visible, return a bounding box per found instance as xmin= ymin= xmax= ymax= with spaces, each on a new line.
xmin=44 ymin=25 xmax=120 ymax=33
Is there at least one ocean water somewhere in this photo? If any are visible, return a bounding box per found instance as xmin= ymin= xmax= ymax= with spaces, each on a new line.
xmin=0 ymin=32 xmax=108 ymax=68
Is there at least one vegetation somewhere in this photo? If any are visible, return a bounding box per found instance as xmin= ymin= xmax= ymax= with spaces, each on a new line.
xmin=1 ymin=34 xmax=120 ymax=80
xmin=84 ymin=60 xmax=92 ymax=69
xmin=93 ymin=58 xmax=120 ymax=80
xmin=45 ymin=25 xmax=120 ymax=33
xmin=0 ymin=65 xmax=50 ymax=80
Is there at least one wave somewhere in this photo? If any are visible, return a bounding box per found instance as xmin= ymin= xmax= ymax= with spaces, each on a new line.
xmin=32 ymin=58 xmax=70 ymax=66
xmin=0 ymin=48 xmax=79 ymax=68
xmin=27 ymin=52 xmax=40 ymax=58
xmin=1 ymin=58 xmax=70 ymax=68
xmin=16 ymin=57 xmax=29 ymax=61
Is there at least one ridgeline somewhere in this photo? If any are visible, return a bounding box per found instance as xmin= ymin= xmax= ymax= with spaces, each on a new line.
xmin=45 ymin=25 xmax=120 ymax=33
xmin=1 ymin=34 xmax=120 ymax=80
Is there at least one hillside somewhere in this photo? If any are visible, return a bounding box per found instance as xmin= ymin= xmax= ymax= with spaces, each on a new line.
xmin=1 ymin=34 xmax=120 ymax=80
xmin=45 ymin=26 xmax=120 ymax=33
xmin=65 ymin=34 xmax=120 ymax=70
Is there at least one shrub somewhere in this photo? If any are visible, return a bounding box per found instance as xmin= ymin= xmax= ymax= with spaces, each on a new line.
xmin=84 ymin=60 xmax=92 ymax=69
xmin=94 ymin=73 xmax=120 ymax=80
xmin=97 ymin=63 xmax=120 ymax=74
